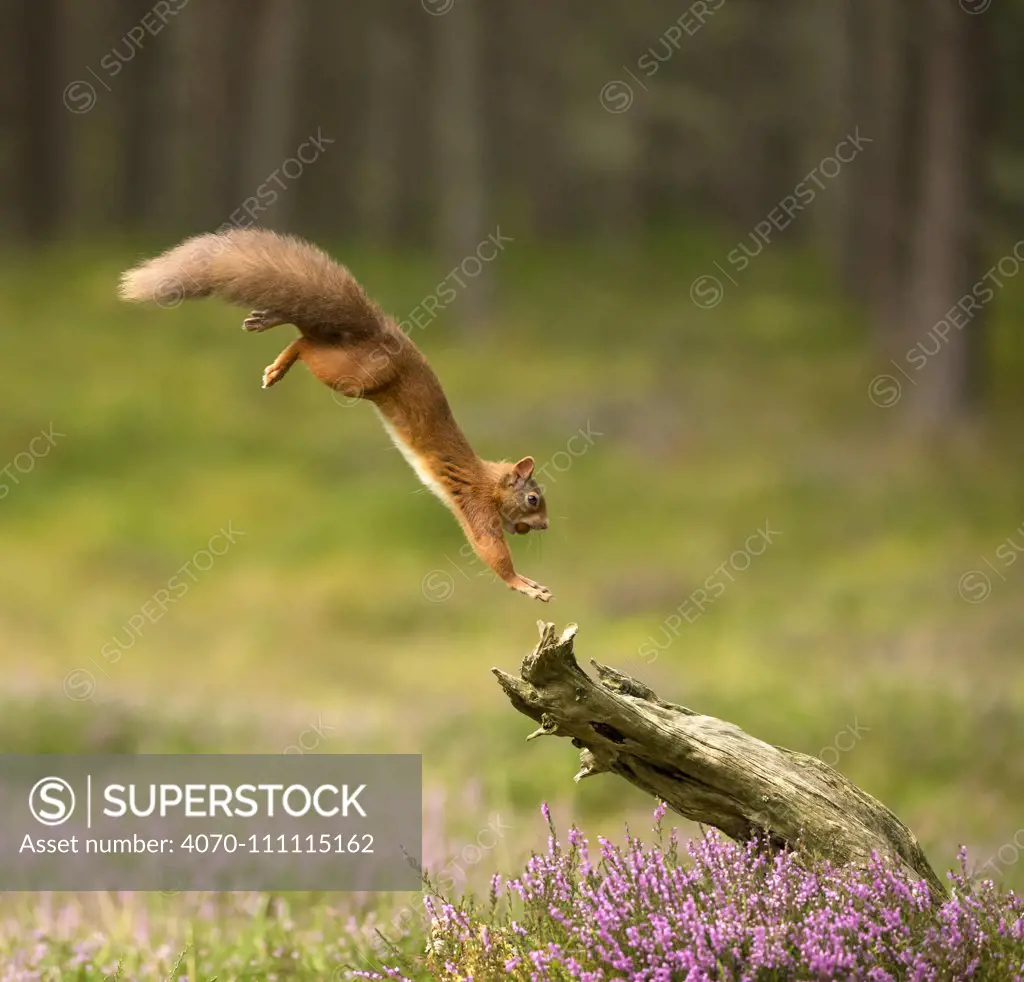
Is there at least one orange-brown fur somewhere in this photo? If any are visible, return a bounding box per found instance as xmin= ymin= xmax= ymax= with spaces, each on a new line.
xmin=119 ymin=228 xmax=551 ymax=601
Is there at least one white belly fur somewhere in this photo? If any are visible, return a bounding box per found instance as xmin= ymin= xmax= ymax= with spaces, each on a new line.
xmin=376 ymin=410 xmax=453 ymax=510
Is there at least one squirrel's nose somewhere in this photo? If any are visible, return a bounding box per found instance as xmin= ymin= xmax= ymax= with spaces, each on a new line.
xmin=537 ymin=519 xmax=548 ymax=530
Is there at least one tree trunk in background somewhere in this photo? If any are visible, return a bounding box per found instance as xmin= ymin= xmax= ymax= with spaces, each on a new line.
xmin=161 ymin=2 xmax=233 ymax=232
xmin=434 ymin=0 xmax=490 ymax=330
xmin=397 ymin=8 xmax=434 ymax=247
xmin=904 ymin=0 xmax=988 ymax=424
xmin=839 ymin=1 xmax=872 ymax=298
xmin=287 ymin=3 xmax=356 ymax=242
xmin=118 ymin=0 xmax=172 ymax=228
xmin=501 ymin=0 xmax=572 ymax=237
xmin=868 ymin=0 xmax=910 ymax=347
xmin=15 ymin=0 xmax=64 ymax=241
xmin=215 ymin=0 xmax=259 ymax=222
xmin=845 ymin=0 xmax=911 ymax=351
xmin=239 ymin=0 xmax=303 ymax=231
xmin=0 ymin=3 xmax=15 ymax=240
xmin=712 ymin=7 xmax=800 ymax=231
xmin=359 ymin=4 xmax=405 ymax=245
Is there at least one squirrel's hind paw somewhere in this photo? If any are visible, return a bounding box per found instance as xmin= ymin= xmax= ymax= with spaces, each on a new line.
xmin=262 ymin=363 xmax=285 ymax=388
xmin=243 ymin=310 xmax=286 ymax=333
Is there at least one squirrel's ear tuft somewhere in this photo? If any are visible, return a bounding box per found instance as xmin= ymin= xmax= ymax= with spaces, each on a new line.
xmin=513 ymin=456 xmax=535 ymax=481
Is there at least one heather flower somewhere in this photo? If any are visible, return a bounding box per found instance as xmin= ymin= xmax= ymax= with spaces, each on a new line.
xmin=364 ymin=803 xmax=1024 ymax=982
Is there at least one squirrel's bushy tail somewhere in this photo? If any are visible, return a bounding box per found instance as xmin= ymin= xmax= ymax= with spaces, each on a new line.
xmin=118 ymin=228 xmax=386 ymax=340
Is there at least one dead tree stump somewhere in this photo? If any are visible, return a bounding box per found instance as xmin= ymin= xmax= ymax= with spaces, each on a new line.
xmin=493 ymin=621 xmax=945 ymax=897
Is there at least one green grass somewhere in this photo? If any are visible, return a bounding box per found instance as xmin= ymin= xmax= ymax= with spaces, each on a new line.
xmin=0 ymin=233 xmax=1023 ymax=974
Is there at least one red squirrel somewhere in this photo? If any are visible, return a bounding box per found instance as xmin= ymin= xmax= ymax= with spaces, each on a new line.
xmin=118 ymin=228 xmax=552 ymax=602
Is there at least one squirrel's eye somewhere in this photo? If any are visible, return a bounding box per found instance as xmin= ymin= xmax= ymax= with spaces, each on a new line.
xmin=527 ymin=493 xmax=539 ymax=508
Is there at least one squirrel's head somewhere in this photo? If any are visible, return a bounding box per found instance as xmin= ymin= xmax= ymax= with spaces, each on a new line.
xmin=497 ymin=456 xmax=548 ymax=535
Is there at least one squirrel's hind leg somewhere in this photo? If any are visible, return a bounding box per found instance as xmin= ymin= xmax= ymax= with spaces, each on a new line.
xmin=244 ymin=310 xmax=288 ymax=333
xmin=262 ymin=339 xmax=303 ymax=389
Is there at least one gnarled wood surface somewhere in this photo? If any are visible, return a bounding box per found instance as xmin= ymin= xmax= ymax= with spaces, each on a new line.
xmin=493 ymin=621 xmax=944 ymax=897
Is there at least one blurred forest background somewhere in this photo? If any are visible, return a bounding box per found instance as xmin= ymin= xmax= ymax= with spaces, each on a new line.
xmin=1 ymin=0 xmax=1023 ymax=944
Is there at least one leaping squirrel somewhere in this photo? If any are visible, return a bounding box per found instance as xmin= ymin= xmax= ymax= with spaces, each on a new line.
xmin=119 ymin=228 xmax=552 ymax=602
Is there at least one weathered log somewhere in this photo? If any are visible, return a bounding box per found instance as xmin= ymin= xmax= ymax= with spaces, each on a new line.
xmin=493 ymin=621 xmax=945 ymax=897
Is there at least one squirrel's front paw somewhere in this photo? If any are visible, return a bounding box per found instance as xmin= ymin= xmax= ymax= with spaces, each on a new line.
xmin=512 ymin=576 xmax=553 ymax=603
